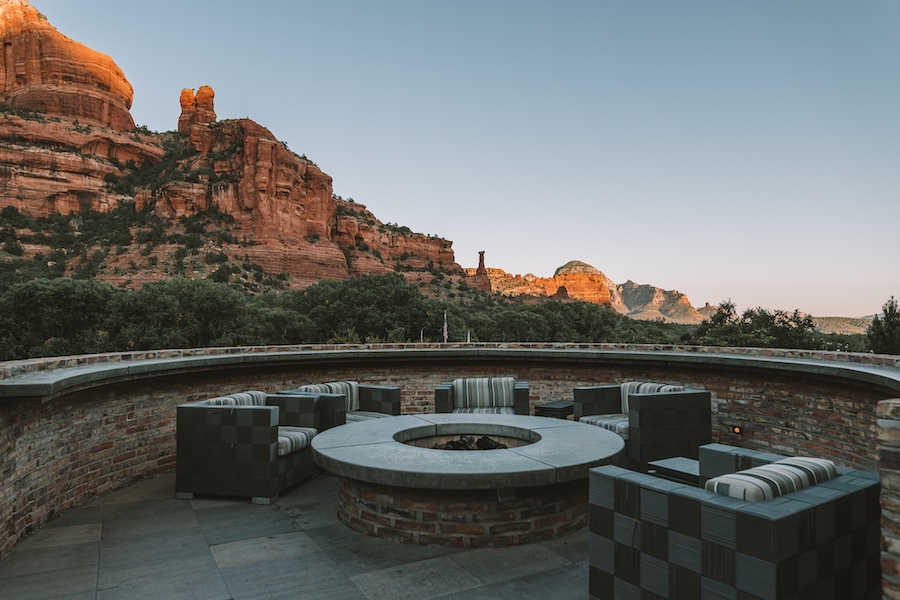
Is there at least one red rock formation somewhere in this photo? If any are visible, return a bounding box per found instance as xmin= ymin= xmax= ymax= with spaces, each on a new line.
xmin=139 ymin=95 xmax=462 ymax=286
xmin=330 ymin=199 xmax=460 ymax=279
xmin=0 ymin=113 xmax=163 ymax=217
xmin=178 ymin=86 xmax=217 ymax=134
xmin=0 ymin=0 xmax=135 ymax=130
xmin=474 ymin=260 xmax=708 ymax=324
xmin=472 ymin=260 xmax=612 ymax=306
xmin=0 ymin=1 xmax=161 ymax=218
xmin=543 ymin=262 xmax=612 ymax=305
xmin=471 ymin=251 xmax=492 ymax=293
xmin=0 ymin=5 xmax=464 ymax=289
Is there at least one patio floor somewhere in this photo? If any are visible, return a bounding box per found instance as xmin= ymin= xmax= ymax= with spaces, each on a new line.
xmin=0 ymin=472 xmax=591 ymax=599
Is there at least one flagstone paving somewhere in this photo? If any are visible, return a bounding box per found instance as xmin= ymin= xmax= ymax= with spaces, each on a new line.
xmin=0 ymin=472 xmax=591 ymax=599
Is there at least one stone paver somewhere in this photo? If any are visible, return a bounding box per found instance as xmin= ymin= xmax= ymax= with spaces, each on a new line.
xmin=0 ymin=472 xmax=592 ymax=599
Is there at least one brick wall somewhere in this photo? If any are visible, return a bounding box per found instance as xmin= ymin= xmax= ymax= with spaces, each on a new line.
xmin=879 ymin=400 xmax=900 ymax=598
xmin=1 ymin=344 xmax=898 ymax=563
xmin=337 ymin=477 xmax=587 ymax=547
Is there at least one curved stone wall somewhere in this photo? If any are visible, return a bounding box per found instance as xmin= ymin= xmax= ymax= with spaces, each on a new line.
xmin=1 ymin=343 xmax=898 ymax=564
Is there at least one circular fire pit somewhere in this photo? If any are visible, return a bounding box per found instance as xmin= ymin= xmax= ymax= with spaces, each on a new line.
xmin=311 ymin=413 xmax=624 ymax=546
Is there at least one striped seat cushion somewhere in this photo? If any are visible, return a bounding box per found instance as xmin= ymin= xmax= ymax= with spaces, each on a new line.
xmin=203 ymin=391 xmax=268 ymax=406
xmin=452 ymin=406 xmax=516 ymax=415
xmin=579 ymin=414 xmax=630 ymax=440
xmin=705 ymin=456 xmax=837 ymax=502
xmin=276 ymin=426 xmax=317 ymax=456
xmin=452 ymin=377 xmax=516 ymax=409
xmin=295 ymin=381 xmax=360 ymax=412
xmin=619 ymin=381 xmax=684 ymax=412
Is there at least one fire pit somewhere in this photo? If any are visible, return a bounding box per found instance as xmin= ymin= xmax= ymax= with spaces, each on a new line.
xmin=311 ymin=413 xmax=624 ymax=546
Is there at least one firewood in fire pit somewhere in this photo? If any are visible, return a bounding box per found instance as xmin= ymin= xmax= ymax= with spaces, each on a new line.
xmin=432 ymin=435 xmax=508 ymax=450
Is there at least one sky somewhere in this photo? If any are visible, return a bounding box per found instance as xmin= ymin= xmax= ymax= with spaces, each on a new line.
xmin=30 ymin=0 xmax=900 ymax=317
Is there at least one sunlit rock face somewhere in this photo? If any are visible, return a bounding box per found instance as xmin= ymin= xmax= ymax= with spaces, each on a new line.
xmin=0 ymin=0 xmax=135 ymax=129
xmin=178 ymin=86 xmax=217 ymax=136
xmin=470 ymin=260 xmax=708 ymax=323
xmin=0 ymin=1 xmax=162 ymax=218
xmin=471 ymin=260 xmax=613 ymax=306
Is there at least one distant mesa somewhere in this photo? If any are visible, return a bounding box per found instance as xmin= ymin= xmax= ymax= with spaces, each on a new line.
xmin=468 ymin=254 xmax=708 ymax=324
xmin=554 ymin=260 xmax=602 ymax=276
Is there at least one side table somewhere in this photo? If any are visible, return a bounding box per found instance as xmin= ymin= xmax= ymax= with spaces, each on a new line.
xmin=534 ymin=400 xmax=574 ymax=419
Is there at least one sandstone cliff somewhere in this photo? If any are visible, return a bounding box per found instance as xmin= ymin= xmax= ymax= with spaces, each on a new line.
xmin=0 ymin=0 xmax=163 ymax=217
xmin=129 ymin=91 xmax=460 ymax=286
xmin=0 ymin=2 xmax=461 ymax=289
xmin=468 ymin=260 xmax=612 ymax=306
xmin=0 ymin=0 xmax=135 ymax=130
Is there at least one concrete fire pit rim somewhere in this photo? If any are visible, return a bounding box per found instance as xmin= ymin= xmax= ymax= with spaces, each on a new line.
xmin=310 ymin=413 xmax=625 ymax=489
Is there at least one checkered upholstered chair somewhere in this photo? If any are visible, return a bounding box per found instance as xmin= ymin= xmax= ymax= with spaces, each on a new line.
xmin=574 ymin=381 xmax=711 ymax=471
xmin=278 ymin=381 xmax=401 ymax=426
xmin=434 ymin=376 xmax=529 ymax=415
xmin=175 ymin=390 xmax=339 ymax=505
xmin=588 ymin=445 xmax=881 ymax=599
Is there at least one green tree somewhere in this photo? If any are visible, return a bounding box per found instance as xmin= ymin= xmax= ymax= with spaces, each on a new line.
xmin=290 ymin=273 xmax=434 ymax=342
xmin=867 ymin=296 xmax=900 ymax=355
xmin=687 ymin=300 xmax=819 ymax=349
xmin=0 ymin=278 xmax=120 ymax=359
xmin=104 ymin=278 xmax=253 ymax=350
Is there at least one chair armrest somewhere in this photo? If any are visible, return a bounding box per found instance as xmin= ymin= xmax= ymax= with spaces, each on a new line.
xmin=266 ymin=394 xmax=320 ymax=429
xmin=313 ymin=393 xmax=347 ymax=430
xmin=274 ymin=390 xmax=347 ymax=430
xmin=514 ymin=381 xmax=530 ymax=415
xmin=573 ymin=385 xmax=620 ymax=418
xmin=435 ymin=382 xmax=453 ymax=413
xmin=359 ymin=385 xmax=401 ymax=415
xmin=626 ymin=390 xmax=712 ymax=469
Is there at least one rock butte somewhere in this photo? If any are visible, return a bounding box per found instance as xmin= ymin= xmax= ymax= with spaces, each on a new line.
xmin=0 ymin=0 xmax=134 ymax=130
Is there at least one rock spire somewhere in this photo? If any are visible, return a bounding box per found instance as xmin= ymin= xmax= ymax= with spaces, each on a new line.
xmin=472 ymin=251 xmax=493 ymax=293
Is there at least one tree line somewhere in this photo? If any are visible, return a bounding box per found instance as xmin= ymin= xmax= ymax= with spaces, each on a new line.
xmin=0 ymin=272 xmax=895 ymax=361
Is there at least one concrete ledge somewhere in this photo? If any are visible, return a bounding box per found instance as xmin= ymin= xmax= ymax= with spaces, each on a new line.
xmin=3 ymin=344 xmax=900 ymax=401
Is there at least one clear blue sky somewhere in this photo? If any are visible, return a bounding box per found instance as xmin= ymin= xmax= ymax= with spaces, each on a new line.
xmin=32 ymin=0 xmax=900 ymax=317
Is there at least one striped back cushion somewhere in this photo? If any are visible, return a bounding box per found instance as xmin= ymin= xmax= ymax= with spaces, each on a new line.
xmin=619 ymin=381 xmax=684 ymax=413
xmin=276 ymin=426 xmax=317 ymax=456
xmin=295 ymin=381 xmax=360 ymax=412
xmin=203 ymin=391 xmax=268 ymax=406
xmin=705 ymin=456 xmax=837 ymax=502
xmin=453 ymin=406 xmax=516 ymax=415
xmin=452 ymin=377 xmax=516 ymax=409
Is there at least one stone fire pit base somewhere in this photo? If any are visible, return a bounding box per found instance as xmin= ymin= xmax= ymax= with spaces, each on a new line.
xmin=337 ymin=476 xmax=588 ymax=547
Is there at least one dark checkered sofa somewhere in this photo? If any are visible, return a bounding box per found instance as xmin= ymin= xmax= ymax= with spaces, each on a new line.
xmin=278 ymin=381 xmax=401 ymax=427
xmin=175 ymin=390 xmax=341 ymax=505
xmin=574 ymin=381 xmax=712 ymax=472
xmin=588 ymin=443 xmax=881 ymax=599
xmin=434 ymin=376 xmax=530 ymax=415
